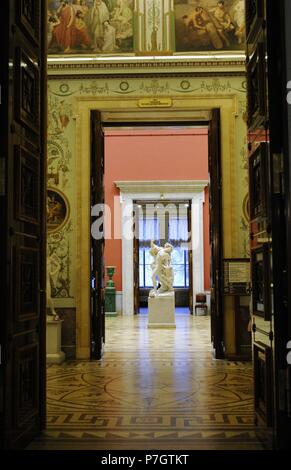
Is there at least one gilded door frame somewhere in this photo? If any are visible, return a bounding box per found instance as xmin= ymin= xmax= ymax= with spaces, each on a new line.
xmin=74 ymin=94 xmax=238 ymax=359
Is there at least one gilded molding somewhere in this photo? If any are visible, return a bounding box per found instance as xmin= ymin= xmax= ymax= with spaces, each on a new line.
xmin=47 ymin=58 xmax=246 ymax=79
xmin=48 ymin=71 xmax=246 ymax=80
xmin=50 ymin=82 xmax=247 ymax=356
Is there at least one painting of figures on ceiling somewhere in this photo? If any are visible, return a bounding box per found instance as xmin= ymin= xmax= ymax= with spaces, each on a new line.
xmin=174 ymin=0 xmax=245 ymax=52
xmin=48 ymin=0 xmax=134 ymax=54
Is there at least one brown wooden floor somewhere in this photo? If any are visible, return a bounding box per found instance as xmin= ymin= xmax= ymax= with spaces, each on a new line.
xmin=28 ymin=313 xmax=267 ymax=450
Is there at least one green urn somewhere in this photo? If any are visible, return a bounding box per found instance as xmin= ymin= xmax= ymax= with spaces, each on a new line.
xmin=106 ymin=266 xmax=115 ymax=288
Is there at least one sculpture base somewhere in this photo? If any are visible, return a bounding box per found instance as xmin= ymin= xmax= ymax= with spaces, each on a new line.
xmin=105 ymin=311 xmax=117 ymax=317
xmin=46 ymin=317 xmax=66 ymax=364
xmin=46 ymin=351 xmax=66 ymax=364
xmin=148 ymin=291 xmax=176 ymax=329
xmin=105 ymin=287 xmax=116 ymax=314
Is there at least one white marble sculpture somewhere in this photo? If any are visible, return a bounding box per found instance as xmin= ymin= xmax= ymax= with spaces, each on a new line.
xmin=47 ymin=252 xmax=61 ymax=320
xmin=149 ymin=241 xmax=174 ymax=297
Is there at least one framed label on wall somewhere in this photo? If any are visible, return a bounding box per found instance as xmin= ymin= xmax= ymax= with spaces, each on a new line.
xmin=223 ymin=258 xmax=251 ymax=295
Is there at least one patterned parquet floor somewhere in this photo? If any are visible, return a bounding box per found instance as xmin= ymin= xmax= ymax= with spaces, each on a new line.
xmin=28 ymin=313 xmax=266 ymax=450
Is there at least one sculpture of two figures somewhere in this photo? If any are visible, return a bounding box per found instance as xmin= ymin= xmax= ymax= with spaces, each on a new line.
xmin=149 ymin=241 xmax=174 ymax=297
xmin=47 ymin=252 xmax=61 ymax=320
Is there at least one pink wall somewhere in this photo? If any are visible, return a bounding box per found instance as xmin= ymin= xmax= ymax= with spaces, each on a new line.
xmin=103 ymin=128 xmax=210 ymax=291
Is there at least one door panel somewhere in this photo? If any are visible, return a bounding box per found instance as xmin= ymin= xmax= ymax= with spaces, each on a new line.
xmin=133 ymin=206 xmax=140 ymax=315
xmin=187 ymin=202 xmax=193 ymax=314
xmin=13 ymin=343 xmax=39 ymax=434
xmin=246 ymin=0 xmax=291 ymax=448
xmin=246 ymin=0 xmax=273 ymax=446
xmin=208 ymin=109 xmax=224 ymax=358
xmin=90 ymin=111 xmax=105 ymax=360
xmin=0 ymin=0 xmax=47 ymax=449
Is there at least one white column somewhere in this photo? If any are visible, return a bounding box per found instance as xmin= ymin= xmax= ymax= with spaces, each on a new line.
xmin=119 ymin=187 xmax=206 ymax=316
xmin=191 ymin=192 xmax=205 ymax=312
xmin=121 ymin=194 xmax=134 ymax=315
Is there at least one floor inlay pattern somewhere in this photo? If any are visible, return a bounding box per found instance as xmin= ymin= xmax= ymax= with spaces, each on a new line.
xmin=28 ymin=315 xmax=266 ymax=450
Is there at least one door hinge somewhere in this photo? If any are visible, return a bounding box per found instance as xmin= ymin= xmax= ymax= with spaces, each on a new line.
xmin=273 ymin=152 xmax=284 ymax=195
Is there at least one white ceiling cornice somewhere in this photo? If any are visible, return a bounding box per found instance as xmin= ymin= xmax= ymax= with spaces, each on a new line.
xmin=115 ymin=180 xmax=209 ymax=193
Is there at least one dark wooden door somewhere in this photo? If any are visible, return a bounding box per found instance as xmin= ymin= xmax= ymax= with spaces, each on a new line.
xmin=133 ymin=203 xmax=140 ymax=315
xmin=208 ymin=109 xmax=224 ymax=358
xmin=246 ymin=0 xmax=291 ymax=448
xmin=282 ymin=0 xmax=291 ymax=447
xmin=187 ymin=202 xmax=193 ymax=314
xmin=246 ymin=0 xmax=274 ymax=446
xmin=90 ymin=111 xmax=105 ymax=360
xmin=0 ymin=0 xmax=47 ymax=448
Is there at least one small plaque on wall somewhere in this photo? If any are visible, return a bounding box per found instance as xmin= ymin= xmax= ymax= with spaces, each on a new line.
xmin=138 ymin=98 xmax=172 ymax=108
xmin=224 ymin=258 xmax=251 ymax=295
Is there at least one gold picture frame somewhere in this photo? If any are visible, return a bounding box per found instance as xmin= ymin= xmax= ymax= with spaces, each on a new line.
xmin=47 ymin=187 xmax=70 ymax=233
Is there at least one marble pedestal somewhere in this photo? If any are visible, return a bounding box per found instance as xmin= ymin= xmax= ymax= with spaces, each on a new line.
xmin=148 ymin=291 xmax=176 ymax=328
xmin=46 ymin=317 xmax=66 ymax=364
xmin=105 ymin=286 xmax=117 ymax=316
